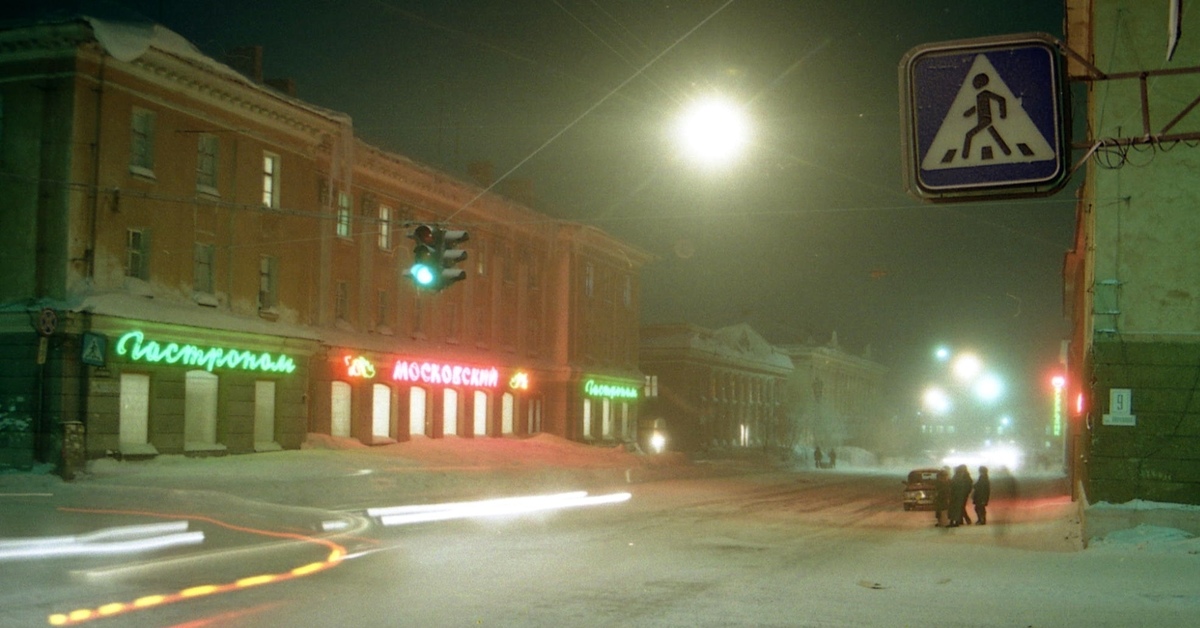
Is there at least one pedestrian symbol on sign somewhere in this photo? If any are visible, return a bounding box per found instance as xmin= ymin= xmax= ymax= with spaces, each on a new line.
xmin=901 ymin=33 xmax=1067 ymax=201
xmin=81 ymin=332 xmax=107 ymax=367
xmin=921 ymin=54 xmax=1055 ymax=171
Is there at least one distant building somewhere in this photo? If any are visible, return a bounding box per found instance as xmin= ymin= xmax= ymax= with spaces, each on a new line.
xmin=778 ymin=333 xmax=888 ymax=455
xmin=639 ymin=324 xmax=792 ymax=453
xmin=1063 ymin=0 xmax=1200 ymax=505
xmin=0 ymin=14 xmax=649 ymax=469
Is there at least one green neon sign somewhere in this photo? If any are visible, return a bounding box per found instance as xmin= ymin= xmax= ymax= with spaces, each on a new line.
xmin=583 ymin=378 xmax=639 ymax=399
xmin=115 ymin=330 xmax=296 ymax=374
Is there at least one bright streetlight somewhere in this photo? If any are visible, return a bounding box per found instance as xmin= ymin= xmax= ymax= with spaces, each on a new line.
xmin=952 ymin=353 xmax=983 ymax=383
xmin=673 ymin=95 xmax=751 ymax=167
xmin=922 ymin=386 xmax=952 ymax=415
xmin=973 ymin=372 xmax=1004 ymax=403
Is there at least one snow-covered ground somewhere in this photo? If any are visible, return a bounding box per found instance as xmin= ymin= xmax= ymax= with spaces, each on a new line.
xmin=2 ymin=435 xmax=1198 ymax=627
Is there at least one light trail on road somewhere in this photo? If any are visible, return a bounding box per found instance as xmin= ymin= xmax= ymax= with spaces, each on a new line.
xmin=46 ymin=507 xmax=348 ymax=626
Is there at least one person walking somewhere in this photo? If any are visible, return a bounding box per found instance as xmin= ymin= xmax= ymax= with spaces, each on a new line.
xmin=973 ymin=466 xmax=991 ymax=525
xmin=947 ymin=465 xmax=972 ymax=527
xmin=934 ymin=467 xmax=951 ymax=527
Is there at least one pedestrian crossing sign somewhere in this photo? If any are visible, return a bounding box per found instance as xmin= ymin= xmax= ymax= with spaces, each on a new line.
xmin=81 ymin=332 xmax=107 ymax=367
xmin=901 ymin=33 xmax=1068 ymax=201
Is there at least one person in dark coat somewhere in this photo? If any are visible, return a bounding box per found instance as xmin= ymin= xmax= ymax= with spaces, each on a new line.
xmin=973 ymin=466 xmax=991 ymax=525
xmin=947 ymin=464 xmax=972 ymax=527
xmin=934 ymin=467 xmax=951 ymax=527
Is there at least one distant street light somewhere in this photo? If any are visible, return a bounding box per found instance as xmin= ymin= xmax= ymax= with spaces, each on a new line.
xmin=923 ymin=386 xmax=952 ymax=416
xmin=952 ymin=353 xmax=983 ymax=383
xmin=973 ymin=373 xmax=1004 ymax=404
xmin=673 ymin=95 xmax=750 ymax=167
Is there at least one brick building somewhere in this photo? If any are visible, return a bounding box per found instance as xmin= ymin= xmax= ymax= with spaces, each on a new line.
xmin=0 ymin=14 xmax=649 ymax=469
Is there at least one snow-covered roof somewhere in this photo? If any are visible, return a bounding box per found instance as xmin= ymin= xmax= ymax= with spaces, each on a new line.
xmin=641 ymin=323 xmax=793 ymax=371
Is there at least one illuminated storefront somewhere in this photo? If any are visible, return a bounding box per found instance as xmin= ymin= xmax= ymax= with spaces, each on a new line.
xmin=314 ymin=349 xmax=539 ymax=444
xmin=579 ymin=376 xmax=640 ymax=442
xmin=94 ymin=327 xmax=315 ymax=458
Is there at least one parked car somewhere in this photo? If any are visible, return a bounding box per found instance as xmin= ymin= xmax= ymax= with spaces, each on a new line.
xmin=902 ymin=467 xmax=941 ymax=511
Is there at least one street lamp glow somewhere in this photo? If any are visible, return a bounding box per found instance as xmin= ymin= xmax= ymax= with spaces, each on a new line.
xmin=973 ymin=373 xmax=1004 ymax=403
xmin=952 ymin=353 xmax=983 ymax=383
xmin=674 ymin=96 xmax=750 ymax=167
xmin=934 ymin=346 xmax=951 ymax=362
xmin=922 ymin=386 xmax=952 ymax=415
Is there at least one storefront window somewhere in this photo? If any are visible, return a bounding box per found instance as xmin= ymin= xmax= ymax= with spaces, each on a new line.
xmin=331 ymin=381 xmax=351 ymax=437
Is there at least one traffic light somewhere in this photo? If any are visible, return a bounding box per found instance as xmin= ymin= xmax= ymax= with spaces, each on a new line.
xmin=405 ymin=224 xmax=439 ymax=289
xmin=438 ymin=229 xmax=469 ymax=288
xmin=404 ymin=225 xmax=469 ymax=291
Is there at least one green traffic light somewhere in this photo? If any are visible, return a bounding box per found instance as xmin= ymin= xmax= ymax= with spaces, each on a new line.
xmin=411 ymin=263 xmax=436 ymax=287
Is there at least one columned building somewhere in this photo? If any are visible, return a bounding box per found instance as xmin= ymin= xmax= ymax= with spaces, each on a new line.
xmin=639 ymin=324 xmax=792 ymax=453
xmin=0 ymin=14 xmax=648 ymax=469
xmin=778 ymin=334 xmax=888 ymax=454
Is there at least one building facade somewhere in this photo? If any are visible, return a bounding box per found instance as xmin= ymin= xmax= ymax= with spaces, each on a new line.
xmin=1064 ymin=0 xmax=1200 ymax=505
xmin=639 ymin=323 xmax=792 ymax=453
xmin=0 ymin=15 xmax=649 ymax=470
xmin=778 ymin=334 xmax=889 ymax=455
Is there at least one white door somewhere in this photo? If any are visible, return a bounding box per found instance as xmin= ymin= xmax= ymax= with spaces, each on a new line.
xmin=473 ymin=390 xmax=488 ymax=437
xmin=409 ymin=387 xmax=427 ymax=436
xmin=601 ymin=398 xmax=612 ymax=438
xmin=582 ymin=399 xmax=592 ymax=439
xmin=254 ymin=381 xmax=276 ymax=444
xmin=185 ymin=370 xmax=219 ymax=448
xmin=331 ymin=381 xmax=351 ymax=437
xmin=501 ymin=393 xmax=514 ymax=435
xmin=443 ymin=389 xmax=458 ymax=436
xmin=119 ymin=373 xmax=150 ymax=445
xmin=372 ymin=383 xmax=391 ymax=438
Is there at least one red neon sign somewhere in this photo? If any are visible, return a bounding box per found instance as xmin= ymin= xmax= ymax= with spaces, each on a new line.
xmin=391 ymin=360 xmax=500 ymax=388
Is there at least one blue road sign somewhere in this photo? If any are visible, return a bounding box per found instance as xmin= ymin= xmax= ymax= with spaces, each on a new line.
xmin=901 ymin=33 xmax=1067 ymax=201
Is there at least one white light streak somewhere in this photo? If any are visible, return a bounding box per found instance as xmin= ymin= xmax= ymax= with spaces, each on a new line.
xmin=0 ymin=521 xmax=204 ymax=561
xmin=371 ymin=491 xmax=631 ymax=527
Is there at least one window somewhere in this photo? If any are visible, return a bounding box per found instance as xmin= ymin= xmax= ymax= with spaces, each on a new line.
xmin=130 ymin=108 xmax=155 ymax=175
xmin=196 ymin=133 xmax=218 ymax=194
xmin=335 ymin=281 xmax=348 ymax=321
xmin=378 ymin=205 xmax=393 ymax=250
xmin=194 ymin=243 xmax=215 ymax=294
xmin=336 ymin=192 xmax=351 ymax=237
xmin=184 ymin=370 xmax=220 ymax=450
xmin=501 ymin=244 xmax=516 ymax=284
xmin=254 ymin=381 xmax=277 ymax=448
xmin=259 ymin=255 xmax=278 ymax=309
xmin=126 ymin=229 xmax=150 ymax=280
xmin=527 ymin=257 xmax=540 ymax=291
xmin=331 ymin=381 xmax=351 ymax=437
xmin=262 ymin=152 xmax=280 ymax=208
xmin=377 ymin=290 xmax=389 ymax=328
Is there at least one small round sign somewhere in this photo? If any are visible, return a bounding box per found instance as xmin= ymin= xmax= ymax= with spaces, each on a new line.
xmin=37 ymin=308 xmax=57 ymax=336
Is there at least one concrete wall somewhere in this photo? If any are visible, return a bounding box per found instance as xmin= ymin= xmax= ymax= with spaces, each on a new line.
xmin=1082 ymin=0 xmax=1200 ymax=506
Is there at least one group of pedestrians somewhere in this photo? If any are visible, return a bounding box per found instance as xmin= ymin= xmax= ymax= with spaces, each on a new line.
xmin=933 ymin=464 xmax=990 ymax=527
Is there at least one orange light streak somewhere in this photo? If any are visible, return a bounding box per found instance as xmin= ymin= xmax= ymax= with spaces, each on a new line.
xmin=46 ymin=507 xmax=347 ymax=626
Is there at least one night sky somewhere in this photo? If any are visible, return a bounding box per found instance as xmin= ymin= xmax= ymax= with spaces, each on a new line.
xmin=11 ymin=1 xmax=1076 ymax=415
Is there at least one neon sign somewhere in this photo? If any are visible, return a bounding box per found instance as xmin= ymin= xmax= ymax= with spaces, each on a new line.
xmin=391 ymin=360 xmax=499 ymax=388
xmin=583 ymin=379 xmax=638 ymax=399
xmin=510 ymin=372 xmax=530 ymax=390
xmin=115 ymin=330 xmax=296 ymax=374
xmin=344 ymin=355 xmax=376 ymax=379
